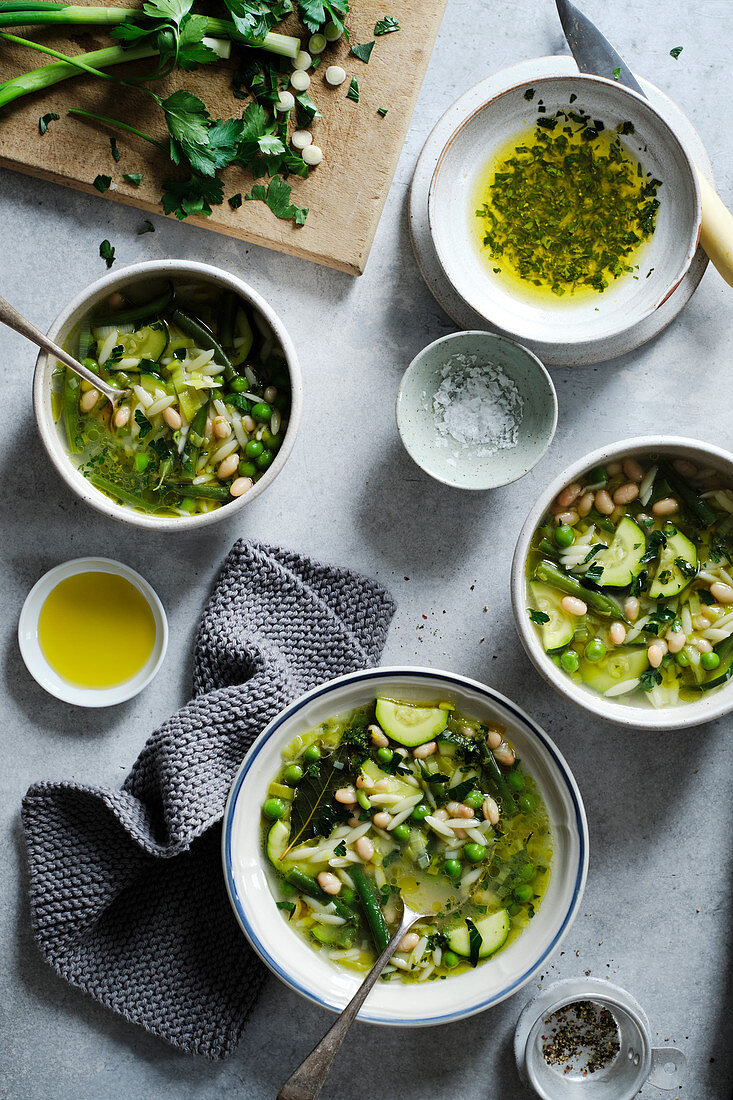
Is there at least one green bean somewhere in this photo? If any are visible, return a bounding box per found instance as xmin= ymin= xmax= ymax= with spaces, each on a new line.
xmin=167 ymin=482 xmax=230 ymax=501
xmin=482 ymin=749 xmax=518 ymax=815
xmin=171 ymin=308 xmax=235 ymax=381
xmin=350 ymin=866 xmax=389 ymax=953
xmin=533 ymin=560 xmax=629 ymax=623
xmin=180 ymin=403 xmax=208 ymax=476
xmin=63 ymin=368 xmax=84 ymax=453
xmin=659 ymin=462 xmax=716 ymax=528
xmin=92 ymin=285 xmax=173 ymax=328
xmin=284 ymin=868 xmax=356 ymax=922
xmin=538 ymin=537 xmax=560 ymax=559
xmin=89 ymin=474 xmax=158 ymax=512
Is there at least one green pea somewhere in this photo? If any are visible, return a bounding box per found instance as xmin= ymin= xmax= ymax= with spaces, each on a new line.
xmin=701 ymin=651 xmax=720 ymax=671
xmin=507 ymin=771 xmax=525 ymax=792
xmin=444 ymin=858 xmax=462 ymax=879
xmin=463 ymin=790 xmax=483 ymax=810
xmin=411 ymin=802 xmax=430 ymax=821
xmin=560 ymin=649 xmax=580 ymax=672
xmin=376 ymin=746 xmax=393 ymax=765
xmin=392 ymin=823 xmax=410 ymax=842
xmin=585 ymin=639 xmax=606 ymax=662
xmin=263 ymin=797 xmax=286 ymax=820
xmin=507 ymin=901 xmax=520 ymax=916
xmin=555 ymin=524 xmax=575 ymax=548
xmin=238 ymin=459 xmax=257 ymax=478
xmin=261 ymin=429 xmax=282 ymax=449
xmin=357 ymin=790 xmax=371 ymax=811
xmin=443 ymin=950 xmax=460 ymax=969
xmin=134 ymin=452 xmax=150 ymax=473
xmin=463 ymin=842 xmax=486 ymax=863
xmin=256 ymin=448 xmax=274 ymax=470
xmin=519 ymin=862 xmax=537 ymax=882
xmin=303 ymin=744 xmax=321 ymax=763
xmin=230 ymin=377 xmax=250 ymax=393
xmin=676 ymin=651 xmax=690 ymax=667
xmin=283 ymin=764 xmax=303 ymax=785
xmin=245 ymin=439 xmax=263 ymax=458
xmin=518 ymin=793 xmax=536 ymax=814
xmin=514 ymin=883 xmax=534 ymax=903
xmin=251 ymin=401 xmax=272 ymax=423
xmin=340 ymin=887 xmax=356 ymax=905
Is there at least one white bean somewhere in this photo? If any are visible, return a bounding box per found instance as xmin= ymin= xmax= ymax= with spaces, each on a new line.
xmin=624 ymin=596 xmax=640 ymax=622
xmin=610 ymin=622 xmax=626 ymax=645
xmin=264 ymin=385 xmax=278 ymax=403
xmin=647 ymin=644 xmax=665 ymax=668
xmin=622 ymin=458 xmax=644 ymax=483
xmin=482 ymin=796 xmax=499 ymax=825
xmin=561 ymin=596 xmax=588 ymax=616
xmin=607 ymin=461 xmax=622 ymax=475
xmin=493 ymin=744 xmax=515 ymax=766
xmin=399 ymin=932 xmax=420 ymax=953
xmin=652 ymin=497 xmax=678 ymax=516
xmin=217 ymin=453 xmax=240 ymax=480
xmin=577 ymin=492 xmax=594 ymax=517
xmin=242 ymin=414 xmax=256 ymax=432
xmin=556 ymin=483 xmax=582 ymax=508
xmin=369 ymin=724 xmax=388 ymax=747
xmin=595 ymin=489 xmax=614 ymax=515
xmin=335 ymin=786 xmax=357 ymax=805
xmin=229 ymin=476 xmax=253 ymax=498
xmin=696 ymin=638 xmax=713 ymax=653
xmin=556 ymin=510 xmax=579 ymax=526
xmin=317 ymin=872 xmax=341 ymax=896
xmin=412 ymin=741 xmax=437 ymax=759
xmin=355 ymin=836 xmax=374 ymax=861
xmin=356 ymin=774 xmax=374 ymax=790
xmin=213 ymin=415 xmax=231 ymax=439
xmin=162 ymin=405 xmax=182 ymax=430
xmin=113 ymin=405 xmax=130 ymax=428
xmin=80 ymin=388 xmax=99 ymax=412
xmin=693 ymin=614 xmax=711 ymax=631
xmin=372 ymin=811 xmax=391 ymax=829
xmin=710 ymin=581 xmax=733 ymax=604
xmin=666 ymin=630 xmax=686 ymax=653
xmin=613 ymin=482 xmax=639 ymax=505
xmin=487 ymin=729 xmax=503 ymax=750
xmin=673 ymin=458 xmax=697 ymax=477
xmin=445 ymin=802 xmax=473 ymax=819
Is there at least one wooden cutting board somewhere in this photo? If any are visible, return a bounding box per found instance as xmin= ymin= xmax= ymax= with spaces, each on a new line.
xmin=0 ymin=1 xmax=447 ymax=274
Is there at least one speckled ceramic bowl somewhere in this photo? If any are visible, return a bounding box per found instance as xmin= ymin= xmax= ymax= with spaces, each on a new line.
xmin=395 ymin=331 xmax=557 ymax=489
xmin=511 ymin=436 xmax=733 ymax=730
xmin=428 ymin=74 xmax=701 ymax=352
xmin=33 ymin=260 xmax=302 ymax=531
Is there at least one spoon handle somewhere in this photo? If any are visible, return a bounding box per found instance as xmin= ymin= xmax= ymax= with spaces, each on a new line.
xmin=0 ymin=292 xmax=121 ymax=403
xmin=277 ymin=907 xmax=420 ymax=1100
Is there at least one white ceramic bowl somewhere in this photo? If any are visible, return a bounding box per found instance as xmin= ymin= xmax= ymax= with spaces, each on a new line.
xmin=222 ymin=667 xmax=589 ymax=1025
xmin=511 ymin=436 xmax=733 ymax=730
xmin=428 ymin=74 xmax=701 ymax=352
xmin=18 ymin=556 xmax=167 ymax=706
xmin=395 ymin=331 xmax=557 ymax=489
xmin=33 ymin=260 xmax=302 ymax=531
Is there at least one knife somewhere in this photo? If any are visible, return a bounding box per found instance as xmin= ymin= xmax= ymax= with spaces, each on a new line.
xmin=555 ymin=0 xmax=733 ymax=287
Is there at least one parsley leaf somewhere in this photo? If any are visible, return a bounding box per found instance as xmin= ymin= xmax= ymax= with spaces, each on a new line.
xmin=224 ymin=0 xmax=293 ymax=42
xmin=179 ymin=115 xmax=245 ymax=176
xmin=228 ymin=192 xmax=243 ymax=210
xmin=346 ymin=75 xmax=359 ymax=102
xmin=161 ymin=172 xmax=224 ymax=219
xmin=38 ymin=111 xmax=60 ymax=135
xmin=297 ymin=0 xmax=349 ymax=36
xmin=466 ymin=918 xmax=482 ymax=967
xmin=245 ymin=176 xmax=308 ymax=225
xmin=93 ymin=174 xmax=112 ymax=193
xmin=583 ymin=543 xmax=607 ymax=563
xmin=137 ymin=219 xmax=155 ymax=234
xmin=612 ymin=66 xmax=621 ymax=80
xmin=585 ymin=561 xmax=605 ymax=584
xmin=699 ymin=590 xmax=716 ymax=606
xmin=333 ymin=840 xmax=347 ymax=857
xmin=669 ymin=46 xmax=683 ymax=59
xmin=163 ymin=88 xmax=210 ymax=154
xmin=276 ymin=900 xmax=296 ymax=919
xmin=99 ymin=239 xmax=115 ymax=268
xmin=640 ymin=529 xmax=667 ymax=565
xmin=123 ymin=172 xmax=143 ymax=186
xmin=377 ymin=107 xmax=388 ymax=117
xmin=527 ymin=608 xmax=550 ymax=625
xmin=674 ymin=556 xmax=697 ymax=579
xmin=134 ymin=409 xmax=153 ymax=438
xmin=110 ymin=136 xmax=121 ymax=162
xmin=374 ymin=16 xmax=400 ymax=34
xmin=639 ymin=668 xmax=663 ymax=692
xmin=351 ymin=40 xmax=375 ymax=63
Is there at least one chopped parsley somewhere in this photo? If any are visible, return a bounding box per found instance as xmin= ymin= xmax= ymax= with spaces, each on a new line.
xmin=528 ymin=608 xmax=550 ymax=625
xmin=333 ymin=840 xmax=347 ymax=857
xmin=228 ymin=192 xmax=243 ymax=209
xmin=99 ymin=239 xmax=115 ymax=268
xmin=38 ymin=111 xmax=60 ymax=135
xmin=466 ymin=917 xmax=482 ymax=967
xmin=377 ymin=107 xmax=388 ymax=117
xmin=374 ymin=16 xmax=400 ymax=35
xmin=612 ymin=66 xmax=621 ymax=80
xmin=669 ymin=46 xmax=683 ymax=59
xmin=276 ymin=901 xmax=296 ymax=919
xmin=346 ymin=76 xmax=360 ymax=102
xmin=351 ymin=40 xmax=375 ymax=63
xmin=110 ymin=136 xmax=121 ymax=162
xmin=639 ymin=668 xmax=663 ymax=692
xmin=123 ymin=172 xmax=143 ymax=186
xmin=245 ymin=176 xmax=308 ymax=225
xmin=134 ymin=410 xmax=153 ymax=438
xmin=523 ymin=88 xmax=535 ymax=101
xmin=137 ymin=219 xmax=155 ymax=234
xmin=93 ymin=173 xmax=112 ymax=193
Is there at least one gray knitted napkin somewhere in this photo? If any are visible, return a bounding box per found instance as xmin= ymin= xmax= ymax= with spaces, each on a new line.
xmin=21 ymin=541 xmax=396 ymax=1060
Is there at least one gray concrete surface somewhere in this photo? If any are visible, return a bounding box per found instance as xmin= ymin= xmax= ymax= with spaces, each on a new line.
xmin=1 ymin=1 xmax=732 ymax=1097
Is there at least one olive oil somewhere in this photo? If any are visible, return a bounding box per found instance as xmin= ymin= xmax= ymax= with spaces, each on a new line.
xmin=38 ymin=572 xmax=156 ymax=688
xmin=473 ymin=109 xmax=660 ymax=301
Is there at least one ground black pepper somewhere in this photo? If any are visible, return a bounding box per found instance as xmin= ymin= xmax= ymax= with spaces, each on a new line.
xmin=541 ymin=999 xmax=621 ymax=1076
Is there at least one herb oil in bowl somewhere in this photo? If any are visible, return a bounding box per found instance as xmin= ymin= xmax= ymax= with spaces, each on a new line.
xmin=18 ymin=557 xmax=168 ymax=706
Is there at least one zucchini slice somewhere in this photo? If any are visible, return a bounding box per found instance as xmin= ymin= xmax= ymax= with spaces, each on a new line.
xmin=580 ymin=646 xmax=649 ymax=694
xmin=446 ymin=909 xmax=510 ymax=958
xmin=529 ymin=580 xmax=576 ymax=651
xmin=592 ymin=517 xmax=646 ymax=588
xmin=266 ymin=820 xmax=291 ymax=869
xmin=374 ymin=699 xmax=448 ymax=747
xmin=118 ymin=323 xmax=169 ymax=363
xmin=649 ymin=528 xmax=698 ymax=598
xmin=700 ymin=636 xmax=733 ymax=691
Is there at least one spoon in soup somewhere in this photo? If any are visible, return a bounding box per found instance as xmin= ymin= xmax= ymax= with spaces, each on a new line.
xmin=0 ymin=291 xmax=127 ymax=406
xmin=277 ymin=872 xmax=471 ymax=1100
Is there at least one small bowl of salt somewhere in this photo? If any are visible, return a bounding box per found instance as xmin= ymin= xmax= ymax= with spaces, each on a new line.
xmin=396 ymin=331 xmax=557 ymax=489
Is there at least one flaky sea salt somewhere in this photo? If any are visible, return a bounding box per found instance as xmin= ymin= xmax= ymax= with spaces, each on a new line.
xmin=430 ymin=353 xmax=524 ymax=457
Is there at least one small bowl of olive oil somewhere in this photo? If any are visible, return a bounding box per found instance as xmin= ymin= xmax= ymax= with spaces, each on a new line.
xmin=18 ymin=557 xmax=168 ymax=707
xmin=428 ymin=73 xmax=701 ymax=356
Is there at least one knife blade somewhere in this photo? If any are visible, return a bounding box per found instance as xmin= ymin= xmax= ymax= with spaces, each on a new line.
xmin=555 ymin=0 xmax=645 ymax=95
xmin=555 ymin=0 xmax=733 ymax=287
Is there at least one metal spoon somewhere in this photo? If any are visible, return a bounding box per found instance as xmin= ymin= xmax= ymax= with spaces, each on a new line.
xmin=0 ymin=291 xmax=126 ymax=406
xmin=278 ymin=873 xmax=471 ymax=1100
xmin=277 ymin=896 xmax=427 ymax=1100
